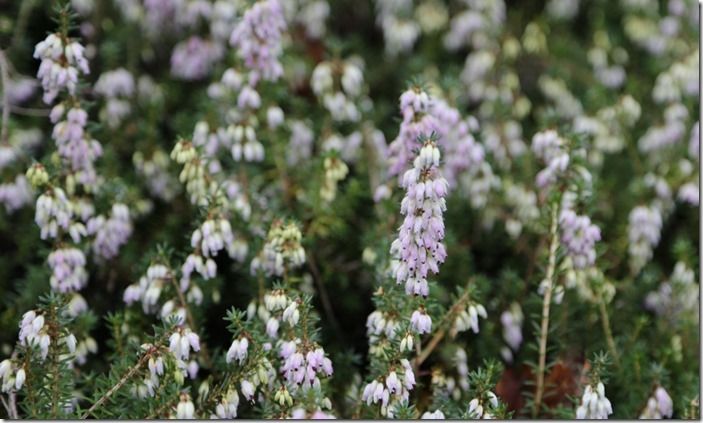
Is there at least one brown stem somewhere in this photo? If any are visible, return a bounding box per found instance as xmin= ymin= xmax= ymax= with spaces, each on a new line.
xmin=414 ymin=281 xmax=473 ymax=369
xmin=23 ymin=354 xmax=36 ymax=419
xmin=415 ymin=327 xmax=445 ymax=369
xmin=80 ymin=349 xmax=155 ymax=419
xmin=48 ymin=306 xmax=62 ymax=419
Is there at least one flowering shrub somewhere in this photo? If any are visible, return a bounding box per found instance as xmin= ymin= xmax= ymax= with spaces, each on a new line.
xmin=0 ymin=0 xmax=699 ymax=419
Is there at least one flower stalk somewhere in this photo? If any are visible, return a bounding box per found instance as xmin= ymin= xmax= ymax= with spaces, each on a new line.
xmin=533 ymin=203 xmax=560 ymax=418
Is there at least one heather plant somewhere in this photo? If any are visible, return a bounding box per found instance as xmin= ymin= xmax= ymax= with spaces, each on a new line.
xmin=0 ymin=0 xmax=699 ymax=419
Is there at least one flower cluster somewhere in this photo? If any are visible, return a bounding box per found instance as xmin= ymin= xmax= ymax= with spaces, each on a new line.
xmin=559 ymin=209 xmax=601 ymax=269
xmin=361 ymin=359 xmax=416 ymax=417
xmin=572 ymin=94 xmax=641 ymax=159
xmin=374 ymin=0 xmax=421 ymax=56
xmin=366 ymin=310 xmax=400 ymax=345
xmin=18 ymin=311 xmax=51 ymax=360
xmin=185 ymin=216 xmax=238 ymax=277
xmin=0 ymin=175 xmax=33 ymax=213
xmin=628 ymin=205 xmax=663 ymax=274
xmin=645 ymin=262 xmax=699 ymax=323
xmin=259 ymin=290 xmax=301 ymax=339
xmin=651 ymin=51 xmax=698 ymax=103
xmin=321 ymin=156 xmax=349 ymax=203
xmin=279 ymin=340 xmax=333 ymax=390
xmin=575 ymin=381 xmax=613 ymax=419
xmin=532 ymin=129 xmax=569 ymax=188
xmin=0 ymin=359 xmax=25 ymax=392
xmin=638 ymin=103 xmax=688 ymax=155
xmin=444 ymin=0 xmax=503 ymax=52
xmin=251 ymin=220 xmax=306 ymax=277
xmin=212 ymin=388 xmax=240 ymax=419
xmin=500 ymin=303 xmax=523 ymax=363
xmin=124 ymin=263 xmax=174 ymax=314
xmin=168 ymin=327 xmax=201 ymax=361
xmin=226 ymin=336 xmax=249 ymax=365
xmin=450 ymin=302 xmax=487 ymax=337
xmin=34 ymin=188 xmax=74 ymax=240
xmin=588 ymin=40 xmax=627 ymax=90
xmin=311 ymin=60 xmax=364 ymax=122
xmin=433 ymin=99 xmax=484 ymax=188
xmin=171 ymin=139 xmax=218 ymax=206
xmin=229 ymin=0 xmax=287 ymax=83
xmin=171 ymin=36 xmax=223 ymax=81
xmin=49 ymin=103 xmax=103 ymax=184
xmin=229 ymin=117 xmax=265 ymax=163
xmin=539 ymin=75 xmax=583 ymax=119
xmin=387 ymin=86 xmax=439 ymax=178
xmin=131 ymin=352 xmax=165 ymax=399
xmin=48 ymin=247 xmax=88 ymax=293
xmin=390 ymin=138 xmax=448 ymax=297
xmin=86 ymin=203 xmax=132 ymax=260
xmin=410 ymin=307 xmax=432 ymax=334
xmin=468 ymin=391 xmax=499 ymax=419
xmin=33 ymin=33 xmax=89 ymax=104
xmin=421 ymin=409 xmax=446 ymax=419
xmin=175 ymin=393 xmax=196 ymax=419
xmin=639 ymin=386 xmax=673 ymax=419
xmin=94 ymin=68 xmax=135 ymax=127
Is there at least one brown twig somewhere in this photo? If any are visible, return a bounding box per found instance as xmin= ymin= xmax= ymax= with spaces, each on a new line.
xmin=80 ymin=349 xmax=155 ymax=419
xmin=414 ymin=280 xmax=474 ymax=369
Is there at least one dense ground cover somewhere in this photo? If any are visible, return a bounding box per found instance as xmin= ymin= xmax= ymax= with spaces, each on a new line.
xmin=0 ymin=0 xmax=699 ymax=419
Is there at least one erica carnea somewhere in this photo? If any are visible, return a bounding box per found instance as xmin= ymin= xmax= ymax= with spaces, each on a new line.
xmin=575 ymin=381 xmax=613 ymax=419
xmin=390 ymin=135 xmax=448 ymax=298
xmin=559 ymin=209 xmax=601 ymax=269
xmin=639 ymin=386 xmax=673 ymax=419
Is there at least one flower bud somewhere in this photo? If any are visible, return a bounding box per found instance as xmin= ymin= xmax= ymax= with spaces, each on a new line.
xmin=26 ymin=164 xmax=49 ymax=188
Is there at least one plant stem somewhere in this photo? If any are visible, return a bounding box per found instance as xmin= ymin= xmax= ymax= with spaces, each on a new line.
xmin=22 ymin=354 xmax=36 ymax=419
xmin=598 ymin=294 xmax=620 ymax=365
xmin=414 ymin=281 xmax=473 ymax=369
xmin=1 ymin=393 xmax=17 ymax=419
xmin=0 ymin=50 xmax=11 ymax=145
xmin=0 ymin=104 xmax=50 ymax=117
xmin=80 ymin=349 xmax=154 ymax=419
xmin=9 ymin=392 xmax=18 ymax=419
xmin=48 ymin=305 xmax=61 ymax=419
xmin=415 ymin=326 xmax=445 ymax=368
xmin=533 ymin=204 xmax=560 ymax=418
